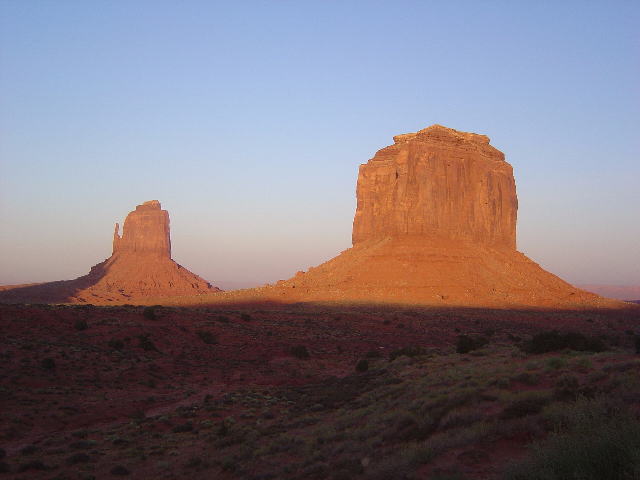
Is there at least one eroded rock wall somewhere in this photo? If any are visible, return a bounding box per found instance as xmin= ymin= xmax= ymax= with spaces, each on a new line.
xmin=352 ymin=125 xmax=518 ymax=249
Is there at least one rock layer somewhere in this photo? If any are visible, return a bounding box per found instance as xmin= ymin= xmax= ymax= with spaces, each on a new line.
xmin=0 ymin=201 xmax=219 ymax=304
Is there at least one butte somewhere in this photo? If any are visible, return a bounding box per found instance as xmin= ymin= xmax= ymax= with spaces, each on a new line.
xmin=242 ymin=125 xmax=622 ymax=308
xmin=0 ymin=200 xmax=219 ymax=304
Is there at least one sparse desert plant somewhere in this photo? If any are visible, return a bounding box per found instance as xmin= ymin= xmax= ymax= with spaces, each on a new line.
xmin=553 ymin=374 xmax=581 ymax=400
xmin=142 ymin=306 xmax=157 ymax=320
xmin=108 ymin=338 xmax=124 ymax=351
xmin=290 ymin=345 xmax=310 ymax=359
xmin=635 ymin=335 xmax=640 ymax=354
xmin=240 ymin=313 xmax=252 ymax=321
xmin=501 ymin=391 xmax=552 ymax=419
xmin=546 ymin=357 xmax=567 ymax=370
xmin=172 ymin=422 xmax=194 ymax=433
xmin=196 ymin=330 xmax=217 ymax=345
xmin=521 ymin=330 xmax=605 ymax=354
xmin=456 ymin=335 xmax=488 ymax=354
xmin=74 ymin=319 xmax=88 ymax=331
xmin=356 ymin=359 xmax=369 ymax=372
xmin=365 ymin=349 xmax=383 ymax=358
xmin=110 ymin=465 xmax=130 ymax=476
xmin=40 ymin=358 xmax=56 ymax=370
xmin=137 ymin=334 xmax=158 ymax=351
xmin=389 ymin=345 xmax=426 ymax=361
xmin=512 ymin=372 xmax=540 ymax=386
xmin=504 ymin=400 xmax=640 ymax=480
xmin=66 ymin=453 xmax=90 ymax=465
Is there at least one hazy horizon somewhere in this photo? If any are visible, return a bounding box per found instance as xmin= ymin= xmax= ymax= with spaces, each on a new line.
xmin=1 ymin=1 xmax=638 ymax=288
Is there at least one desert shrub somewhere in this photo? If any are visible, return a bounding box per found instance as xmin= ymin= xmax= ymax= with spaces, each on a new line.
xmin=290 ymin=345 xmax=310 ymax=359
xmin=110 ymin=465 xmax=130 ymax=475
xmin=501 ymin=392 xmax=551 ymax=419
xmin=240 ymin=313 xmax=252 ymax=321
xmin=504 ymin=401 xmax=640 ymax=480
xmin=216 ymin=315 xmax=230 ymax=323
xmin=74 ymin=319 xmax=88 ymax=331
xmin=18 ymin=460 xmax=49 ymax=472
xmin=20 ymin=445 xmax=37 ymax=455
xmin=456 ymin=335 xmax=488 ymax=354
xmin=521 ymin=330 xmax=605 ymax=354
xmin=184 ymin=456 xmax=204 ymax=468
xmin=40 ymin=358 xmax=56 ymax=370
xmin=108 ymin=339 xmax=124 ymax=351
xmin=545 ymin=357 xmax=567 ymax=370
xmin=365 ymin=349 xmax=383 ymax=358
xmin=635 ymin=336 xmax=640 ymax=354
xmin=66 ymin=453 xmax=90 ymax=465
xmin=356 ymin=359 xmax=369 ymax=372
xmin=137 ymin=335 xmax=158 ymax=352
xmin=196 ymin=330 xmax=217 ymax=345
xmin=142 ymin=306 xmax=157 ymax=320
xmin=389 ymin=345 xmax=426 ymax=361
xmin=172 ymin=422 xmax=194 ymax=433
xmin=553 ymin=374 xmax=580 ymax=401
xmin=384 ymin=411 xmax=437 ymax=442
xmin=439 ymin=407 xmax=483 ymax=430
xmin=512 ymin=372 xmax=540 ymax=386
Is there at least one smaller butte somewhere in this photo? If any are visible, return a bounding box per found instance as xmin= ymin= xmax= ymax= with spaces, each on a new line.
xmin=0 ymin=201 xmax=219 ymax=304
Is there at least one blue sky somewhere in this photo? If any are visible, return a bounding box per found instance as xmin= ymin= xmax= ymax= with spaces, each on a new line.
xmin=1 ymin=1 xmax=638 ymax=288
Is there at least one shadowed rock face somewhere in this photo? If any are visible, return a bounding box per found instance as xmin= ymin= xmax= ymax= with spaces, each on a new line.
xmin=0 ymin=201 xmax=220 ymax=304
xmin=352 ymin=125 xmax=517 ymax=249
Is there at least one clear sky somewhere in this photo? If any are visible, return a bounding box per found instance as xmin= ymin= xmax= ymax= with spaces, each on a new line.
xmin=1 ymin=1 xmax=638 ymax=289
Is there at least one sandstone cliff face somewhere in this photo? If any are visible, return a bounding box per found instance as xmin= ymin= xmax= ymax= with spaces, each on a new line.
xmin=352 ymin=125 xmax=517 ymax=249
xmin=112 ymin=200 xmax=171 ymax=257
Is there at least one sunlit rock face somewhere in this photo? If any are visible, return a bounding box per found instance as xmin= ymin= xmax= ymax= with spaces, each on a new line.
xmin=352 ymin=125 xmax=517 ymax=249
xmin=112 ymin=200 xmax=171 ymax=257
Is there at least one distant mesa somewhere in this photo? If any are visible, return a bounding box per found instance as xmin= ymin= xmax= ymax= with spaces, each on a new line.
xmin=254 ymin=125 xmax=623 ymax=308
xmin=0 ymin=200 xmax=219 ymax=304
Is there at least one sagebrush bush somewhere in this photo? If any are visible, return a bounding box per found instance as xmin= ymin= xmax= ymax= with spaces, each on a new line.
xmin=196 ymin=330 xmax=217 ymax=345
xmin=137 ymin=335 xmax=158 ymax=352
xmin=504 ymin=399 xmax=640 ymax=480
xmin=456 ymin=335 xmax=488 ymax=354
xmin=143 ymin=306 xmax=157 ymax=320
xmin=521 ymin=330 xmax=605 ymax=354
xmin=356 ymin=359 xmax=369 ymax=372
xmin=501 ymin=392 xmax=551 ymax=419
xmin=290 ymin=345 xmax=310 ymax=359
xmin=74 ymin=319 xmax=88 ymax=331
xmin=108 ymin=339 xmax=124 ymax=351
xmin=41 ymin=358 xmax=56 ymax=370
xmin=389 ymin=346 xmax=426 ymax=361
